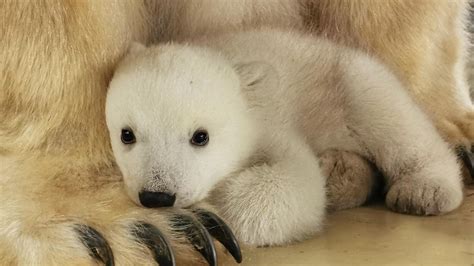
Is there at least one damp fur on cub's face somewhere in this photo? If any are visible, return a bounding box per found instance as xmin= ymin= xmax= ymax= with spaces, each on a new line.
xmin=106 ymin=43 xmax=258 ymax=208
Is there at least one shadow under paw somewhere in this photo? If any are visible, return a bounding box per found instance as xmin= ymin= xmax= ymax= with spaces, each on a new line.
xmin=457 ymin=146 xmax=474 ymax=184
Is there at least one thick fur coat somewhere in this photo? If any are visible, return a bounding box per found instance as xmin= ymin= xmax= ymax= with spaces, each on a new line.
xmin=0 ymin=1 xmax=471 ymax=264
xmin=106 ymin=29 xmax=463 ymax=246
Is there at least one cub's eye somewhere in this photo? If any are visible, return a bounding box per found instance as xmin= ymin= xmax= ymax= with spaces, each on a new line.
xmin=121 ymin=129 xmax=136 ymax=144
xmin=191 ymin=129 xmax=209 ymax=146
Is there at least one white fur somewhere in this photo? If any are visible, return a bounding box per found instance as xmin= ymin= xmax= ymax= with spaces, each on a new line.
xmin=106 ymin=29 xmax=463 ymax=246
xmin=107 ymin=45 xmax=258 ymax=207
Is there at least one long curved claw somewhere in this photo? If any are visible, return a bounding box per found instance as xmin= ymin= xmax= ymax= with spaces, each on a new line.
xmin=458 ymin=146 xmax=474 ymax=179
xmin=194 ymin=209 xmax=242 ymax=264
xmin=75 ymin=225 xmax=115 ymax=266
xmin=132 ymin=222 xmax=176 ymax=266
xmin=172 ymin=213 xmax=217 ymax=266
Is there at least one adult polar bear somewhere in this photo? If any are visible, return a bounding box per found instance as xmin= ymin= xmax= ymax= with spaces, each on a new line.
xmin=0 ymin=1 xmax=471 ymax=265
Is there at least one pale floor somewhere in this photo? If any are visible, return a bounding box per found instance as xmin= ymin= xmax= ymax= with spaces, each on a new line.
xmin=222 ymin=185 xmax=474 ymax=266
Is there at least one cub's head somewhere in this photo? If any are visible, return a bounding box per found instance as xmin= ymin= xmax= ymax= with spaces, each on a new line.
xmin=106 ymin=43 xmax=264 ymax=208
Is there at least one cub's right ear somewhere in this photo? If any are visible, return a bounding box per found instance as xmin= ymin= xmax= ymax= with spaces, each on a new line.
xmin=128 ymin=42 xmax=146 ymax=55
xmin=234 ymin=61 xmax=278 ymax=89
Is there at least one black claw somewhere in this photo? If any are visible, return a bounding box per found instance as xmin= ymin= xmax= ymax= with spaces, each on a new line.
xmin=172 ymin=213 xmax=217 ymax=266
xmin=458 ymin=146 xmax=474 ymax=179
xmin=75 ymin=225 xmax=114 ymax=266
xmin=132 ymin=223 xmax=176 ymax=266
xmin=194 ymin=209 xmax=242 ymax=264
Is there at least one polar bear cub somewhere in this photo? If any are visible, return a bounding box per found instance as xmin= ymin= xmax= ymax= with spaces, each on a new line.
xmin=106 ymin=28 xmax=463 ymax=246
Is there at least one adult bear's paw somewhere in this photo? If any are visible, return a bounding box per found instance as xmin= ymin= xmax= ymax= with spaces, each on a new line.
xmin=74 ymin=209 xmax=242 ymax=266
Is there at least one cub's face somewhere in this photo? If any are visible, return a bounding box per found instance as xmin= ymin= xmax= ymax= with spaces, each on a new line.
xmin=106 ymin=44 xmax=257 ymax=208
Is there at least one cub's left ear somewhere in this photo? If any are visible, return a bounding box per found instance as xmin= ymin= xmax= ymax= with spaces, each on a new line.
xmin=128 ymin=42 xmax=146 ymax=55
xmin=234 ymin=61 xmax=278 ymax=89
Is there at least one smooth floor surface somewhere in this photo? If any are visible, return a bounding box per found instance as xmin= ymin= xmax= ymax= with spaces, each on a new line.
xmin=222 ymin=185 xmax=474 ymax=266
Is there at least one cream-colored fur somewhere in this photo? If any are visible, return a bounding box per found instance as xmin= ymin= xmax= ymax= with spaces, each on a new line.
xmin=107 ymin=29 xmax=463 ymax=246
xmin=1 ymin=1 xmax=470 ymax=264
xmin=469 ymin=2 xmax=474 ymax=97
xmin=302 ymin=0 xmax=474 ymax=148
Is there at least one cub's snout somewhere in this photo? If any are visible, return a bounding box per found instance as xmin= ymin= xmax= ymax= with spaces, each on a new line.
xmin=139 ymin=191 xmax=176 ymax=208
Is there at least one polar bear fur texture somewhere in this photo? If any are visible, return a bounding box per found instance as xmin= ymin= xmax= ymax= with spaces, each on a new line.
xmin=106 ymin=29 xmax=464 ymax=246
xmin=1 ymin=1 xmax=471 ymax=264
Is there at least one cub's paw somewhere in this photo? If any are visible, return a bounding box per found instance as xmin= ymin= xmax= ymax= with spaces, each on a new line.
xmin=211 ymin=165 xmax=326 ymax=247
xmin=385 ymin=177 xmax=463 ymax=215
xmin=319 ymin=150 xmax=380 ymax=211
xmin=75 ymin=209 xmax=242 ymax=266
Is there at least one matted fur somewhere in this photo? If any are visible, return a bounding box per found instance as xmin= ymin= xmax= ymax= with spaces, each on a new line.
xmin=0 ymin=1 xmax=471 ymax=264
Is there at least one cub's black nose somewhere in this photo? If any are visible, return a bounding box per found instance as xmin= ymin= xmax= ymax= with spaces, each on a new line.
xmin=139 ymin=191 xmax=176 ymax=208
